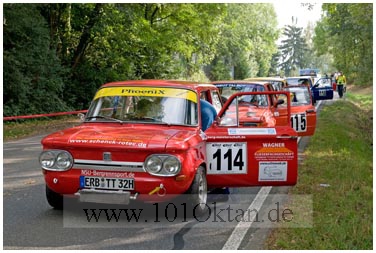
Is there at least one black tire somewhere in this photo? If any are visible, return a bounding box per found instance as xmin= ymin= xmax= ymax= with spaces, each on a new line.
xmin=186 ymin=166 xmax=208 ymax=217
xmin=46 ymin=185 xmax=63 ymax=210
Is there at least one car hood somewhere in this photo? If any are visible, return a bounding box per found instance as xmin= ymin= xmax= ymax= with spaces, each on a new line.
xmin=41 ymin=123 xmax=199 ymax=151
xmin=240 ymin=107 xmax=269 ymax=122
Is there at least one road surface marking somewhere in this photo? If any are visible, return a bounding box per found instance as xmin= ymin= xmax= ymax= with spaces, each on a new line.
xmin=222 ymin=100 xmax=321 ymax=249
xmin=222 ymin=186 xmax=272 ymax=250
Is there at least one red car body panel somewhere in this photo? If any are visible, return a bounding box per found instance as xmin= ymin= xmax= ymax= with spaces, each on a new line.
xmin=282 ymin=85 xmax=317 ymax=136
xmin=213 ymin=81 xmax=290 ymax=127
xmin=42 ymin=124 xmax=204 ymax=200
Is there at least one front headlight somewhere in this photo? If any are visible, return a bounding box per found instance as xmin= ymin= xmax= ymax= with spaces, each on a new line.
xmin=39 ymin=150 xmax=73 ymax=171
xmin=39 ymin=151 xmax=56 ymax=169
xmin=145 ymin=156 xmax=163 ymax=174
xmin=144 ymin=155 xmax=181 ymax=176
xmin=163 ymin=156 xmax=181 ymax=175
xmin=56 ymin=152 xmax=73 ymax=170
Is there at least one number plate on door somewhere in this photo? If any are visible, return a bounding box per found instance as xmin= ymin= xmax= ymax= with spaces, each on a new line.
xmin=206 ymin=142 xmax=247 ymax=174
xmin=290 ymin=113 xmax=307 ymax=132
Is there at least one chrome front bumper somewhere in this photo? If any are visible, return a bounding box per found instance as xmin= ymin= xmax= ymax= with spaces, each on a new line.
xmin=75 ymin=189 xmax=138 ymax=205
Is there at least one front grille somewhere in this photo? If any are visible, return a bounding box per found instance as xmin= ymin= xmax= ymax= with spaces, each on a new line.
xmin=73 ymin=159 xmax=145 ymax=172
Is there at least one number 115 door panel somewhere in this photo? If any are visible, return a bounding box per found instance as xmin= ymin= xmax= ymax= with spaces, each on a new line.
xmin=204 ymin=91 xmax=298 ymax=188
xmin=283 ymin=85 xmax=317 ymax=136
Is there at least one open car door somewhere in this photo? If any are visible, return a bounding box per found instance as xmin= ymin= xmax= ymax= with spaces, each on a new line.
xmin=204 ymin=91 xmax=298 ymax=188
xmin=311 ymin=77 xmax=334 ymax=102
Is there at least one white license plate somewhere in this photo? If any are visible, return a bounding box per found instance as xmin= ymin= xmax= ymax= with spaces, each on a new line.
xmin=80 ymin=176 xmax=135 ymax=190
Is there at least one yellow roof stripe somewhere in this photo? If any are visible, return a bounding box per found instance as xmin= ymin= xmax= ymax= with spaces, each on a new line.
xmin=94 ymin=87 xmax=197 ymax=103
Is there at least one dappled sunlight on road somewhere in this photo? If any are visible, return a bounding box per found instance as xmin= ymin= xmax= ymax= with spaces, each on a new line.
xmin=3 ymin=170 xmax=44 ymax=190
xmin=3 ymin=157 xmax=31 ymax=164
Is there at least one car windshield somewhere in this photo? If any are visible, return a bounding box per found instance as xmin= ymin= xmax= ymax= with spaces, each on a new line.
xmin=85 ymin=86 xmax=198 ymax=126
xmin=269 ymin=81 xmax=285 ymax=91
xmin=286 ymin=78 xmax=311 ymax=86
xmin=216 ymin=83 xmax=268 ymax=107
xmin=314 ymin=78 xmax=332 ymax=88
xmin=283 ymin=87 xmax=312 ymax=106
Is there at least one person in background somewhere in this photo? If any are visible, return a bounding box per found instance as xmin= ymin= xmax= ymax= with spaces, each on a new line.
xmin=334 ymin=71 xmax=340 ymax=82
xmin=301 ymin=79 xmax=310 ymax=87
xmin=337 ymin=72 xmax=347 ymax=98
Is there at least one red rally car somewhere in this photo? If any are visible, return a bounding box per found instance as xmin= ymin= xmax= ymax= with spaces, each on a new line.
xmin=212 ymin=80 xmax=290 ymax=127
xmin=39 ymin=80 xmax=298 ymax=215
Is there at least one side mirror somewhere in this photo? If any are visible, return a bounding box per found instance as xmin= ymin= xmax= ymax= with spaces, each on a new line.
xmin=276 ymin=99 xmax=285 ymax=106
xmin=78 ymin=113 xmax=85 ymax=122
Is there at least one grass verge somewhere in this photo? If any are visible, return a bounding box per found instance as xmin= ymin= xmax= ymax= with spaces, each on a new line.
xmin=266 ymin=90 xmax=373 ymax=249
xmin=3 ymin=115 xmax=81 ymax=141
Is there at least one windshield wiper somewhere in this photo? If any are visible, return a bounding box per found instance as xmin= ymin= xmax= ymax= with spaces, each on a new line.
xmin=124 ymin=116 xmax=172 ymax=126
xmin=85 ymin=115 xmax=124 ymax=123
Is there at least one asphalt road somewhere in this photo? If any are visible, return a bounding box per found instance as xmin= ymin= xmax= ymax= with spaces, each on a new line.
xmin=3 ymin=135 xmax=267 ymax=250
xmin=3 ymin=97 xmax=333 ymax=250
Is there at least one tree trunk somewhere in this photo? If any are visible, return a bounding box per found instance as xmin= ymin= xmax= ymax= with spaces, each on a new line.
xmin=71 ymin=3 xmax=103 ymax=70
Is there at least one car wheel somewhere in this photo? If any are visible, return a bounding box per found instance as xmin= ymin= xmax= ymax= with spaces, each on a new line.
xmin=46 ymin=185 xmax=63 ymax=210
xmin=186 ymin=166 xmax=208 ymax=217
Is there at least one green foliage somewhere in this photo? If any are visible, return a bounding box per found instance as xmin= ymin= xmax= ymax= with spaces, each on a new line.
xmin=4 ymin=4 xmax=70 ymax=116
xmin=313 ymin=3 xmax=372 ymax=85
xmin=208 ymin=58 xmax=232 ymax=81
xmin=208 ymin=3 xmax=279 ymax=80
xmin=278 ymin=18 xmax=309 ymax=76
xmin=5 ymin=3 xmax=371 ymax=116
xmin=4 ymin=3 xmax=279 ymax=115
xmin=267 ymin=92 xmax=372 ymax=249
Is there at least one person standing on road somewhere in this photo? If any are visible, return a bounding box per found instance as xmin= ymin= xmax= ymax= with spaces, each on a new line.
xmin=337 ymin=72 xmax=347 ymax=98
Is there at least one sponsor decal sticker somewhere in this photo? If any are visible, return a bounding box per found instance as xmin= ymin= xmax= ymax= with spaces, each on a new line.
xmin=258 ymin=161 xmax=287 ymax=181
xmin=228 ymin=128 xmax=276 ymax=135
xmin=254 ymin=142 xmax=295 ymax=161
xmin=81 ymin=169 xmax=135 ymax=178
xmin=94 ymin=87 xmax=197 ymax=103
xmin=69 ymin=137 xmax=147 ymax=148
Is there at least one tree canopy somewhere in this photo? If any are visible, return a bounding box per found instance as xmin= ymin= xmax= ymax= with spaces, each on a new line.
xmin=313 ymin=3 xmax=372 ymax=84
xmin=278 ymin=17 xmax=309 ymax=76
xmin=3 ymin=3 xmax=372 ymax=117
xmin=4 ymin=3 xmax=279 ymax=116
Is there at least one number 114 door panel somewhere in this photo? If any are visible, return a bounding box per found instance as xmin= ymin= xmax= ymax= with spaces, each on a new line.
xmin=204 ymin=90 xmax=298 ymax=188
xmin=205 ymin=126 xmax=298 ymax=187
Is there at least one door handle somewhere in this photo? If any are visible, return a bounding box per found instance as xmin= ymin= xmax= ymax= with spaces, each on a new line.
xmin=277 ymin=135 xmax=298 ymax=139
xmin=306 ymin=109 xmax=315 ymax=113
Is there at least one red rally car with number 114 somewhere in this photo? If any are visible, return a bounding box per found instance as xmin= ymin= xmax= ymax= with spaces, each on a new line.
xmin=39 ymin=80 xmax=298 ymax=215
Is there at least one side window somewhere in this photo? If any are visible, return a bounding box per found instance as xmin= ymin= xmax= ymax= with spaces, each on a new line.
xmin=187 ymin=100 xmax=198 ymax=125
xmin=314 ymin=78 xmax=332 ymax=88
xmin=210 ymin=90 xmax=223 ymax=113
xmin=266 ymin=84 xmax=278 ymax=106
xmin=200 ymin=91 xmax=209 ymax=101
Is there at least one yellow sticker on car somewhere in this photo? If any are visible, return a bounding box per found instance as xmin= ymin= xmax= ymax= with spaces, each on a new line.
xmin=94 ymin=87 xmax=197 ymax=103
